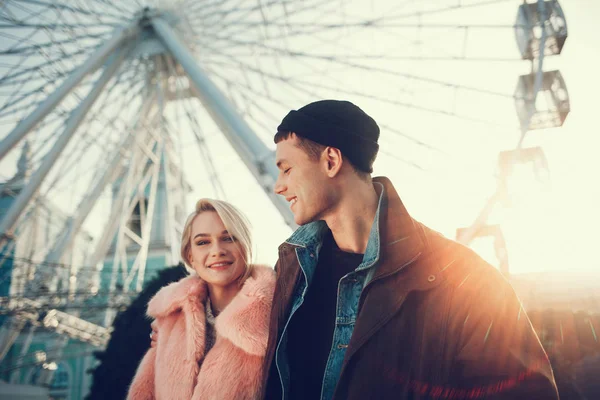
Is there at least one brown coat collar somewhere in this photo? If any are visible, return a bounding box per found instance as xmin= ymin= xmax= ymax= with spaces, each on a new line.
xmin=342 ymin=177 xmax=467 ymax=367
xmin=370 ymin=176 xmax=426 ymax=280
xmin=369 ymin=176 xmax=458 ymax=289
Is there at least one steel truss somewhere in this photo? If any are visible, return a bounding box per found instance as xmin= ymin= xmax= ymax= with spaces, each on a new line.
xmin=0 ymin=7 xmax=294 ymax=368
xmin=457 ymin=0 xmax=569 ymax=275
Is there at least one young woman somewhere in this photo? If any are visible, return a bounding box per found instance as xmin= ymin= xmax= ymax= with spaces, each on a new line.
xmin=127 ymin=198 xmax=275 ymax=400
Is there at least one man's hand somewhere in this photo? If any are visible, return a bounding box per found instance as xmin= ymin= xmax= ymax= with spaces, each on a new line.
xmin=149 ymin=321 xmax=158 ymax=348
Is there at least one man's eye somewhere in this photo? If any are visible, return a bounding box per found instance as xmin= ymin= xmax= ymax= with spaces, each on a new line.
xmin=284 ymin=168 xmax=291 ymax=174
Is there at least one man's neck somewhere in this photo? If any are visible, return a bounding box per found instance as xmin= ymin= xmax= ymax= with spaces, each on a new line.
xmin=324 ymin=180 xmax=378 ymax=254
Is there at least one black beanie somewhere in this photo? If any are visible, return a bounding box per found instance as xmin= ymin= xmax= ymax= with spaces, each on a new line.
xmin=276 ymin=100 xmax=380 ymax=173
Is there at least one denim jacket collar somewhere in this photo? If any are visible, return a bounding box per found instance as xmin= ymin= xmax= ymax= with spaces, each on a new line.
xmin=284 ymin=220 xmax=328 ymax=250
xmin=282 ymin=182 xmax=386 ymax=274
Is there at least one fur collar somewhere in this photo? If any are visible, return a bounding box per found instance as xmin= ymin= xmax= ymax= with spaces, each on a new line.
xmin=147 ymin=264 xmax=275 ymax=356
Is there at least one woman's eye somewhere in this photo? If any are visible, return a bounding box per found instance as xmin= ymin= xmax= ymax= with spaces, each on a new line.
xmin=284 ymin=168 xmax=291 ymax=175
xmin=223 ymin=236 xmax=235 ymax=242
xmin=196 ymin=240 xmax=208 ymax=246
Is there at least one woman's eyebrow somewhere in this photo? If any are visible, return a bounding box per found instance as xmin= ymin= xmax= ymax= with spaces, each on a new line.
xmin=194 ymin=230 xmax=228 ymax=239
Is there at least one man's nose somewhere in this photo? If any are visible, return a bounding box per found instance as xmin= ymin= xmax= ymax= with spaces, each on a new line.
xmin=274 ymin=175 xmax=285 ymax=195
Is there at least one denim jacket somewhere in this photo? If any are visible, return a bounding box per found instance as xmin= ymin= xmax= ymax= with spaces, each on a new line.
xmin=274 ymin=183 xmax=385 ymax=400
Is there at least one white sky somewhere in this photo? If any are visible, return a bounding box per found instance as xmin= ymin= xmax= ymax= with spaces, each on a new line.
xmin=180 ymin=0 xmax=600 ymax=281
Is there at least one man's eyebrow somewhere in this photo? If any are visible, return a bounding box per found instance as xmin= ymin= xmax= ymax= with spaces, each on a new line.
xmin=276 ymin=159 xmax=288 ymax=168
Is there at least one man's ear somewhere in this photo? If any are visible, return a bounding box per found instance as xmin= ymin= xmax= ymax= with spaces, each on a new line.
xmin=323 ymin=147 xmax=343 ymax=178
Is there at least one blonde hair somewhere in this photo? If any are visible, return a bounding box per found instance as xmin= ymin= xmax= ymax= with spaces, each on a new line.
xmin=180 ymin=198 xmax=254 ymax=283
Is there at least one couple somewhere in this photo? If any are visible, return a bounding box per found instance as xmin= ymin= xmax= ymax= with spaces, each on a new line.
xmin=128 ymin=100 xmax=559 ymax=399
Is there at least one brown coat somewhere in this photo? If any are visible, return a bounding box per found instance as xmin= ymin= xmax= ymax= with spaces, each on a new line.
xmin=261 ymin=177 xmax=558 ymax=400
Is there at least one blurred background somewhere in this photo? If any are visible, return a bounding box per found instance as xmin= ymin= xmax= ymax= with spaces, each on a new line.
xmin=0 ymin=0 xmax=598 ymax=398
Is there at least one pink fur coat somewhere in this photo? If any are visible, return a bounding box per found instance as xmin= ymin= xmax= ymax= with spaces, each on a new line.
xmin=127 ymin=265 xmax=275 ymax=400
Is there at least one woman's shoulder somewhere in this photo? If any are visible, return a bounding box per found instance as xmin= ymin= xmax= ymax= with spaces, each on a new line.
xmin=146 ymin=274 xmax=207 ymax=319
xmin=241 ymin=264 xmax=275 ymax=297
xmin=250 ymin=264 xmax=275 ymax=279
xmin=215 ymin=265 xmax=275 ymax=356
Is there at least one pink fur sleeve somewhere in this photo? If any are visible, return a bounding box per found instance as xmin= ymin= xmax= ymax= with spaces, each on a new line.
xmin=127 ymin=348 xmax=157 ymax=400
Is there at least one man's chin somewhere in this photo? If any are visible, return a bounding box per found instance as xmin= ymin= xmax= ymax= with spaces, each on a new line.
xmin=294 ymin=213 xmax=318 ymax=226
xmin=294 ymin=217 xmax=307 ymax=226
xmin=293 ymin=213 xmax=306 ymax=226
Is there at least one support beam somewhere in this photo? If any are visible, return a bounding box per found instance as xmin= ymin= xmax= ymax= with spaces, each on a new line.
xmin=10 ymin=325 xmax=36 ymax=383
xmin=0 ymin=23 xmax=138 ymax=161
xmin=43 ymin=93 xmax=158 ymax=271
xmin=86 ymin=106 xmax=159 ymax=276
xmin=517 ymin=0 xmax=548 ymax=148
xmin=0 ymin=319 xmax=25 ymax=363
xmin=0 ymin=51 xmax=130 ymax=362
xmin=130 ymin=141 xmax=163 ymax=292
xmin=457 ymin=192 xmax=501 ymax=245
xmin=0 ymin=48 xmax=129 ymax=249
xmin=131 ymin=85 xmax=167 ymax=292
xmin=86 ymin=146 xmax=147 ymax=275
xmin=151 ymin=17 xmax=296 ymax=228
xmin=459 ymin=0 xmax=548 ymax=246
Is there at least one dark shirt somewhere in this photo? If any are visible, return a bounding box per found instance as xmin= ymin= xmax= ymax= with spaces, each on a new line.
xmin=286 ymin=231 xmax=364 ymax=400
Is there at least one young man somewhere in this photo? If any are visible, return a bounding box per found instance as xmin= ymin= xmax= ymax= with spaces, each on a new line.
xmin=260 ymin=100 xmax=558 ymax=400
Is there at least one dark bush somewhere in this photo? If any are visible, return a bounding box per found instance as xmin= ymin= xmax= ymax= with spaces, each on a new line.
xmin=86 ymin=265 xmax=186 ymax=400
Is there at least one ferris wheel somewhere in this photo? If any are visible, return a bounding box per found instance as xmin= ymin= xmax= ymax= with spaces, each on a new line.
xmin=0 ymin=0 xmax=569 ymax=385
